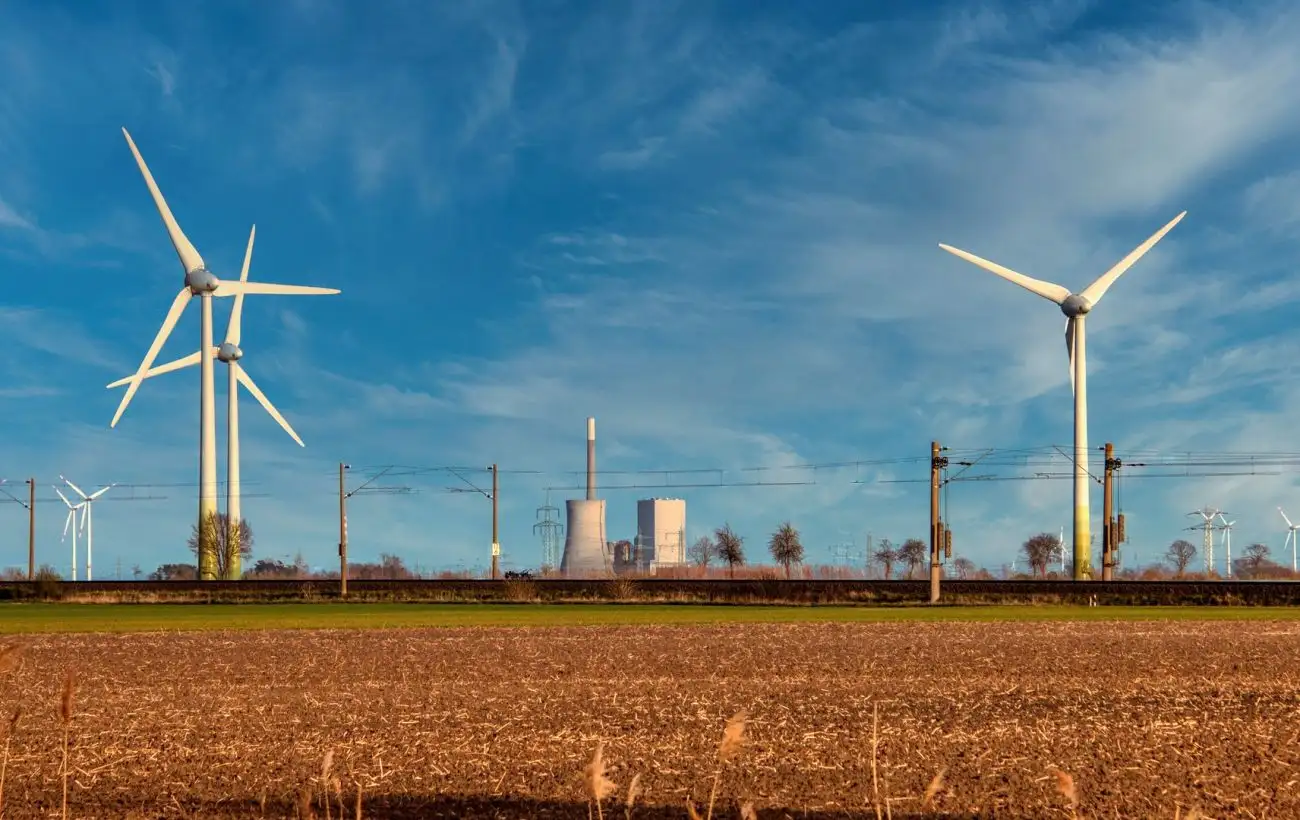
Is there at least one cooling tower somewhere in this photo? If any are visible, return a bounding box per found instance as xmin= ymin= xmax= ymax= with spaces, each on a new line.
xmin=561 ymin=499 xmax=609 ymax=576
xmin=562 ymin=416 xmax=610 ymax=576
xmin=637 ymin=498 xmax=687 ymax=573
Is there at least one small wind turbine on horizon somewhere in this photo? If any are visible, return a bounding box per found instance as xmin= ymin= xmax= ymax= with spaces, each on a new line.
xmin=938 ymin=211 xmax=1187 ymax=580
xmin=1215 ymin=512 xmax=1235 ymax=578
xmin=1279 ymin=507 xmax=1300 ymax=572
xmin=109 ymin=128 xmax=339 ymax=581
xmin=59 ymin=476 xmax=114 ymax=581
xmin=108 ymin=225 xmax=304 ymax=579
xmin=53 ymin=487 xmax=86 ymax=581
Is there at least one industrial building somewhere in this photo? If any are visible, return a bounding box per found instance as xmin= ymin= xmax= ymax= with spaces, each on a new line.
xmin=634 ymin=497 xmax=687 ymax=573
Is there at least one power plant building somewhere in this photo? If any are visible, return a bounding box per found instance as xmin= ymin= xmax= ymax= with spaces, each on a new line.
xmin=561 ymin=417 xmax=612 ymax=576
xmin=635 ymin=498 xmax=686 ymax=573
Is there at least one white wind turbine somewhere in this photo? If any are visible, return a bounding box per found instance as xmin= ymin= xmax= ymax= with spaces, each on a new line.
xmin=110 ymin=128 xmax=339 ymax=581
xmin=53 ymin=488 xmax=86 ymax=581
xmin=107 ymin=225 xmax=304 ymax=579
xmin=1279 ymin=508 xmax=1300 ymax=572
xmin=1215 ymin=512 xmax=1235 ymax=578
xmin=938 ymin=212 xmax=1186 ymax=579
xmin=58 ymin=476 xmax=114 ymax=582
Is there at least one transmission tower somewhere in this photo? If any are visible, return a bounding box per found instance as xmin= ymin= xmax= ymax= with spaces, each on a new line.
xmin=534 ymin=490 xmax=564 ymax=570
xmin=1186 ymin=506 xmax=1221 ymax=574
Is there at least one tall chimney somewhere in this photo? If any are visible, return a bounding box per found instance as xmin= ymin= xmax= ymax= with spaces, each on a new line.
xmin=586 ymin=416 xmax=596 ymax=500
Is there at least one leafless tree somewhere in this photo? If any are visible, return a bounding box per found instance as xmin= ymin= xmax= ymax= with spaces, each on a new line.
xmin=187 ymin=511 xmax=254 ymax=579
xmin=768 ymin=521 xmax=804 ymax=578
xmin=873 ymin=538 xmax=899 ymax=580
xmin=898 ymin=538 xmax=927 ymax=579
xmin=1021 ymin=532 xmax=1059 ymax=578
xmin=1240 ymin=542 xmax=1271 ymax=577
xmin=687 ymin=536 xmax=714 ymax=568
xmin=1165 ymin=539 xmax=1197 ymax=577
xmin=952 ymin=556 xmax=977 ymax=580
xmin=713 ymin=524 xmax=745 ymax=578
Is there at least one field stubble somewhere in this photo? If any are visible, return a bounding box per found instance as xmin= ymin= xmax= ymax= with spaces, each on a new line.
xmin=0 ymin=621 xmax=1297 ymax=818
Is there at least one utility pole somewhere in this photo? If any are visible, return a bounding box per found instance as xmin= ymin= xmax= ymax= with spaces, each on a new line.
xmin=1101 ymin=443 xmax=1124 ymax=581
xmin=929 ymin=441 xmax=949 ymax=603
xmin=490 ymin=463 xmax=500 ymax=580
xmin=339 ymin=462 xmax=349 ymax=598
xmin=27 ymin=478 xmax=35 ymax=580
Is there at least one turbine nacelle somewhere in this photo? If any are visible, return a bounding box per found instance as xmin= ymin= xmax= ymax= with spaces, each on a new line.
xmin=185 ymin=268 xmax=220 ymax=294
xmin=1059 ymin=294 xmax=1092 ymax=318
xmin=217 ymin=342 xmax=243 ymax=363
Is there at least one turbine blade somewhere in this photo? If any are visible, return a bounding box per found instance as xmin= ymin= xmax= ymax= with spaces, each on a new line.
xmin=54 ymin=487 xmax=73 ymax=509
xmin=61 ymin=476 xmax=88 ymax=500
xmin=1065 ymin=317 xmax=1076 ymax=396
xmin=109 ymin=288 xmax=193 ymax=427
xmin=235 ymin=365 xmax=305 ymax=447
xmin=106 ymin=350 xmax=204 ymax=387
xmin=228 ymin=225 xmax=255 ymax=347
xmin=121 ymin=128 xmax=205 ymax=273
xmin=938 ymin=243 xmax=1070 ymax=304
xmin=1078 ymin=211 xmax=1187 ymax=305
xmin=213 ymin=281 xmax=340 ymax=298
xmin=89 ymin=484 xmax=114 ymax=500
xmin=62 ymin=509 xmax=71 ymax=540
xmin=1281 ymin=507 xmax=1293 ymax=528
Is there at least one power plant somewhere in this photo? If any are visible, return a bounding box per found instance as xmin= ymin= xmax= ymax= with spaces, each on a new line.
xmin=560 ymin=417 xmax=610 ymax=576
xmin=633 ymin=498 xmax=687 ymax=573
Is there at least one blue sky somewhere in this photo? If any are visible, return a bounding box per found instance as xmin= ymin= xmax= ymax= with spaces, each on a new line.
xmin=4 ymin=0 xmax=1300 ymax=577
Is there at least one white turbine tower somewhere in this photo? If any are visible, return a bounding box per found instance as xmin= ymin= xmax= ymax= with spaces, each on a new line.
xmin=58 ymin=476 xmax=114 ymax=582
xmin=107 ymin=225 xmax=305 ymax=579
xmin=1215 ymin=512 xmax=1235 ymax=578
xmin=110 ymin=128 xmax=339 ymax=580
xmin=938 ymin=212 xmax=1186 ymax=580
xmin=1279 ymin=508 xmax=1300 ymax=572
xmin=53 ymin=488 xmax=86 ymax=581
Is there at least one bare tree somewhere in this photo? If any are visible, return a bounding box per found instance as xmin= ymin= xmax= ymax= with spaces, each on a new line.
xmin=873 ymin=538 xmax=899 ymax=580
xmin=713 ymin=524 xmax=745 ymax=578
xmin=187 ymin=511 xmax=254 ymax=580
xmin=687 ymin=536 xmax=714 ymax=568
xmin=1165 ymin=539 xmax=1197 ymax=577
xmin=768 ymin=521 xmax=804 ymax=578
xmin=1239 ymin=542 xmax=1271 ymax=577
xmin=1021 ymin=533 xmax=1059 ymax=578
xmin=898 ymin=538 xmax=927 ymax=579
xmin=952 ymin=556 xmax=977 ymax=580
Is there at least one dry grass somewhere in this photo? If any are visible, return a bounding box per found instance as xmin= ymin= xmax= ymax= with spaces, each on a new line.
xmin=0 ymin=620 xmax=1294 ymax=817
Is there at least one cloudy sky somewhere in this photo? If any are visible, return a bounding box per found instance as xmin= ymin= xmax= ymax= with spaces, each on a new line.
xmin=3 ymin=0 xmax=1300 ymax=578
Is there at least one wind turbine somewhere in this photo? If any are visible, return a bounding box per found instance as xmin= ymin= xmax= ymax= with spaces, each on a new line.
xmin=53 ymin=488 xmax=86 ymax=581
xmin=1215 ymin=512 xmax=1235 ymax=578
xmin=1279 ymin=508 xmax=1300 ymax=572
xmin=110 ymin=128 xmax=339 ymax=581
xmin=58 ymin=475 xmax=114 ymax=582
xmin=938 ymin=212 xmax=1186 ymax=579
xmin=1186 ymin=507 xmax=1220 ymax=574
xmin=107 ymin=225 xmax=304 ymax=579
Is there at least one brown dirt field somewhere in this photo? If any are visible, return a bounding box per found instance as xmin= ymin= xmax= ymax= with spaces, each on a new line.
xmin=0 ymin=621 xmax=1298 ymax=819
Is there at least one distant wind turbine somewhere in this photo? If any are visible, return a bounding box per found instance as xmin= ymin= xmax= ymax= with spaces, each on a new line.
xmin=53 ymin=488 xmax=86 ymax=581
xmin=1280 ymin=508 xmax=1300 ymax=572
xmin=938 ymin=211 xmax=1186 ymax=579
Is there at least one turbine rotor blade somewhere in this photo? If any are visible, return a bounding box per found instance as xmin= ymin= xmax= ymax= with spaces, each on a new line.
xmin=234 ymin=364 xmax=305 ymax=447
xmin=213 ymin=281 xmax=340 ymax=298
xmin=89 ymin=484 xmax=114 ymax=500
xmin=110 ymin=288 xmax=193 ymax=427
xmin=121 ymin=128 xmax=205 ymax=273
xmin=1078 ymin=211 xmax=1187 ymax=306
xmin=106 ymin=350 xmax=204 ymax=388
xmin=938 ymin=243 xmax=1070 ymax=304
xmin=60 ymin=475 xmax=88 ymax=500
xmin=62 ymin=509 xmax=72 ymax=540
xmin=1281 ymin=507 xmax=1293 ymax=528
xmin=228 ymin=225 xmax=255 ymax=347
xmin=54 ymin=487 xmax=73 ymax=509
xmin=1065 ymin=316 xmax=1076 ymax=396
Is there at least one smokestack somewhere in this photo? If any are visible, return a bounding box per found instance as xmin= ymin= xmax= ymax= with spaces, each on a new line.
xmin=586 ymin=416 xmax=596 ymax=500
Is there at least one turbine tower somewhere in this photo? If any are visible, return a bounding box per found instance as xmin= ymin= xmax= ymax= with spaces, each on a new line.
xmin=106 ymin=226 xmax=305 ymax=579
xmin=938 ymin=212 xmax=1186 ymax=579
xmin=58 ymin=476 xmax=114 ymax=581
xmin=110 ymin=128 xmax=339 ymax=580
xmin=1215 ymin=512 xmax=1235 ymax=578
xmin=53 ymin=488 xmax=86 ymax=581
xmin=1279 ymin=508 xmax=1300 ymax=572
xmin=1187 ymin=507 xmax=1220 ymax=574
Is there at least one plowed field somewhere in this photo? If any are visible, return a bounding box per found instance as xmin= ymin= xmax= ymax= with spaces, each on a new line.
xmin=0 ymin=620 xmax=1296 ymax=818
